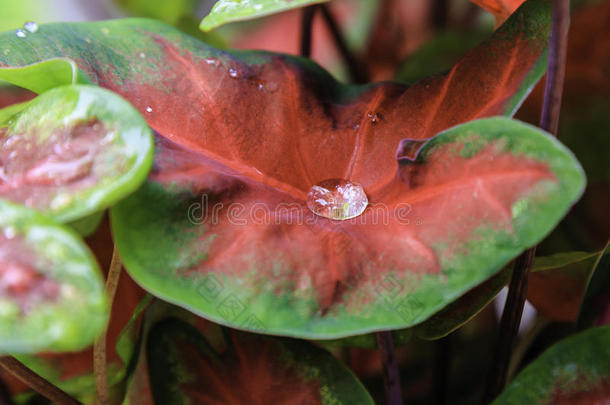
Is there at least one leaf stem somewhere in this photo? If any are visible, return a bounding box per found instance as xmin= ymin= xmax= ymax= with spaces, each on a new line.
xmin=540 ymin=0 xmax=570 ymax=135
xmin=300 ymin=6 xmax=317 ymax=57
xmin=319 ymin=4 xmax=369 ymax=83
xmin=94 ymin=246 xmax=123 ymax=405
xmin=482 ymin=0 xmax=569 ymax=401
xmin=433 ymin=335 xmax=451 ymax=405
xmin=376 ymin=331 xmax=403 ymax=405
xmin=432 ymin=0 xmax=449 ymax=29
xmin=0 ymin=357 xmax=82 ymax=405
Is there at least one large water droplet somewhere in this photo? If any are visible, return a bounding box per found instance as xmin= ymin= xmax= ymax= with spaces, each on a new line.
xmin=23 ymin=21 xmax=38 ymax=33
xmin=306 ymin=179 xmax=368 ymax=220
xmin=15 ymin=29 xmax=26 ymax=38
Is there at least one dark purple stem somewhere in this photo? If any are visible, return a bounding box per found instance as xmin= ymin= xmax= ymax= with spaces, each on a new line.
xmin=319 ymin=4 xmax=369 ymax=83
xmin=377 ymin=331 xmax=403 ymax=405
xmin=0 ymin=357 xmax=82 ymax=405
xmin=300 ymin=6 xmax=317 ymax=57
xmin=482 ymin=0 xmax=569 ymax=402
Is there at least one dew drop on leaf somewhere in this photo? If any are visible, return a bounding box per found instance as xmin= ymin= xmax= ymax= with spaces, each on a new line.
xmin=228 ymin=68 xmax=238 ymax=78
xmin=14 ymin=29 xmax=26 ymax=38
xmin=306 ymin=179 xmax=368 ymax=220
xmin=23 ymin=21 xmax=38 ymax=33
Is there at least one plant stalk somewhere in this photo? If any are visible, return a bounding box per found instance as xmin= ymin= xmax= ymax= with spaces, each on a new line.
xmin=376 ymin=331 xmax=403 ymax=405
xmin=482 ymin=0 xmax=569 ymax=402
xmin=319 ymin=4 xmax=369 ymax=83
xmin=0 ymin=376 xmax=14 ymax=405
xmin=0 ymin=357 xmax=82 ymax=405
xmin=300 ymin=6 xmax=317 ymax=57
xmin=94 ymin=246 xmax=123 ymax=405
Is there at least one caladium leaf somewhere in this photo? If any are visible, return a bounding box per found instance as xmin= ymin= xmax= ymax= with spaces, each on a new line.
xmin=0 ymin=199 xmax=108 ymax=353
xmin=147 ymin=317 xmax=374 ymax=405
xmin=0 ymin=1 xmax=569 ymax=338
xmin=111 ymin=117 xmax=584 ymax=338
xmin=0 ymin=0 xmax=550 ymax=191
xmin=577 ymin=241 xmax=610 ymax=330
xmin=0 ymin=85 xmax=154 ymax=223
xmin=493 ymin=325 xmax=610 ymax=404
xmin=200 ymin=0 xmax=330 ymax=31
xmin=527 ymin=250 xmax=601 ymax=322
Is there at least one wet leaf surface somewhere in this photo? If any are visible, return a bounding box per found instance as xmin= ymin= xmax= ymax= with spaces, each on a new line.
xmin=0 ymin=85 xmax=154 ymax=222
xmin=0 ymin=200 xmax=107 ymax=353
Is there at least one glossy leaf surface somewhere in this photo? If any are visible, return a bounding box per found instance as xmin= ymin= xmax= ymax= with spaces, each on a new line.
xmin=112 ymin=117 xmax=584 ymax=338
xmin=147 ymin=317 xmax=374 ymax=404
xmin=0 ymin=200 xmax=107 ymax=353
xmin=200 ymin=0 xmax=330 ymax=31
xmin=493 ymin=326 xmax=610 ymax=404
xmin=0 ymin=85 xmax=154 ymax=223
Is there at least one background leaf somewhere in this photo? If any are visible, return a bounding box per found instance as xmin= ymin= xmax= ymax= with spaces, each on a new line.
xmin=0 ymin=200 xmax=108 ymax=353
xmin=147 ymin=317 xmax=375 ymax=405
xmin=0 ymin=85 xmax=154 ymax=223
xmin=493 ymin=325 xmax=610 ymax=404
xmin=200 ymin=0 xmax=330 ymax=31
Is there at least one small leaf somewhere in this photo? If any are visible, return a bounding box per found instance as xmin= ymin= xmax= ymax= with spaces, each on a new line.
xmin=493 ymin=325 xmax=610 ymax=404
xmin=577 ymin=241 xmax=610 ymax=329
xmin=0 ymin=58 xmax=90 ymax=94
xmin=0 ymin=199 xmax=108 ymax=353
xmin=0 ymin=84 xmax=154 ymax=223
xmin=147 ymin=317 xmax=374 ymax=405
xmin=200 ymin=0 xmax=329 ymax=31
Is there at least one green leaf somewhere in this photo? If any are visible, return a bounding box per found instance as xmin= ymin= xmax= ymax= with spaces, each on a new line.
xmin=0 ymin=84 xmax=154 ymax=223
xmin=200 ymin=0 xmax=330 ymax=31
xmin=0 ymin=58 xmax=90 ymax=94
xmin=577 ymin=241 xmax=610 ymax=330
xmin=147 ymin=317 xmax=375 ymax=405
xmin=0 ymin=199 xmax=108 ymax=353
xmin=493 ymin=325 xmax=610 ymax=404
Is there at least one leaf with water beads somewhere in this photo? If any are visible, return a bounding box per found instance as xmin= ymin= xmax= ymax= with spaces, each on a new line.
xmin=0 ymin=84 xmax=154 ymax=223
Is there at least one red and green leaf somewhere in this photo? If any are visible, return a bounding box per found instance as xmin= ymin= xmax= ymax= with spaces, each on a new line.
xmin=0 ymin=85 xmax=154 ymax=223
xmin=0 ymin=200 xmax=108 ymax=353
xmin=147 ymin=317 xmax=374 ymax=404
xmin=0 ymin=0 xmax=581 ymax=339
xmin=493 ymin=325 xmax=610 ymax=404
xmin=111 ymin=117 xmax=584 ymax=338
